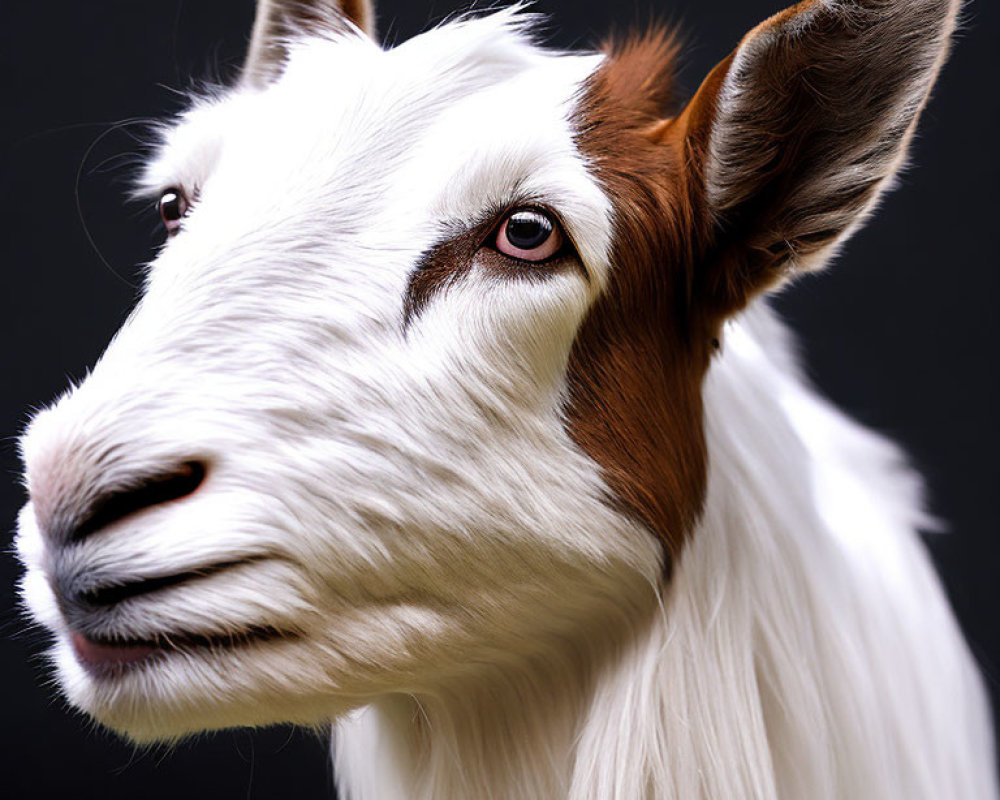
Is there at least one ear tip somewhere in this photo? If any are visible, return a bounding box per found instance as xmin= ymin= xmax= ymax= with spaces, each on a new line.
xmin=744 ymin=0 xmax=962 ymax=45
xmin=687 ymin=0 xmax=961 ymax=296
xmin=242 ymin=0 xmax=378 ymax=88
xmin=341 ymin=0 xmax=377 ymax=37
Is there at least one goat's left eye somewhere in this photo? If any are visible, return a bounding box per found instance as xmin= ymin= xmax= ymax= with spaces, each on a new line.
xmin=158 ymin=188 xmax=189 ymax=235
xmin=495 ymin=209 xmax=564 ymax=262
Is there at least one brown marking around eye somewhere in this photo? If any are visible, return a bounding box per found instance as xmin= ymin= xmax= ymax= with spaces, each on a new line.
xmin=402 ymin=220 xmax=494 ymax=328
xmin=402 ymin=214 xmax=584 ymax=328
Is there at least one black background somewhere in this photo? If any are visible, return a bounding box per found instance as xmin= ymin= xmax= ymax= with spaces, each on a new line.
xmin=1 ymin=1 xmax=997 ymax=798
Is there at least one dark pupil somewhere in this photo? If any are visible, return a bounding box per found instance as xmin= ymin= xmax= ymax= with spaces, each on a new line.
xmin=506 ymin=212 xmax=552 ymax=250
xmin=160 ymin=192 xmax=182 ymax=221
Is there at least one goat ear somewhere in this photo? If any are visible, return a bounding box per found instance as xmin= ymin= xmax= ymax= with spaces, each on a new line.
xmin=242 ymin=0 xmax=376 ymax=88
xmin=665 ymin=0 xmax=960 ymax=314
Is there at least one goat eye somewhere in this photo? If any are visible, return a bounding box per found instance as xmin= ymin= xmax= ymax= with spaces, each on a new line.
xmin=495 ymin=209 xmax=563 ymax=262
xmin=158 ymin=188 xmax=189 ymax=235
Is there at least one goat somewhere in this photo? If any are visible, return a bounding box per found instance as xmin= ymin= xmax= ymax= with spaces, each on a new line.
xmin=16 ymin=1 xmax=998 ymax=798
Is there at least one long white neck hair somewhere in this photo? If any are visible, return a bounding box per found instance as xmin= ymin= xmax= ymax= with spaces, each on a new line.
xmin=333 ymin=301 xmax=996 ymax=800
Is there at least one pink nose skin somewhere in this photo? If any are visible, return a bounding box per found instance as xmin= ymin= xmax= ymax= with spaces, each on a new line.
xmin=71 ymin=632 xmax=157 ymax=671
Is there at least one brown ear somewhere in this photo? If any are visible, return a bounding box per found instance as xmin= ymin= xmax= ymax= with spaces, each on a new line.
xmin=667 ymin=0 xmax=960 ymax=314
xmin=242 ymin=0 xmax=376 ymax=88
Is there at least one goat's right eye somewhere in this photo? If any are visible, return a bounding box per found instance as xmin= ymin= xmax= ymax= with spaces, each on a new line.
xmin=158 ymin=188 xmax=189 ymax=235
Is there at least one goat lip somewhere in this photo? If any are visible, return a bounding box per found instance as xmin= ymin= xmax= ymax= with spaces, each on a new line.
xmin=70 ymin=632 xmax=161 ymax=674
xmin=69 ymin=625 xmax=295 ymax=678
xmin=74 ymin=556 xmax=265 ymax=608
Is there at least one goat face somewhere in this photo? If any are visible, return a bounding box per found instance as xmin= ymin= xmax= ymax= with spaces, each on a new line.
xmin=17 ymin=0 xmax=960 ymax=743
xmin=16 ymin=12 xmax=664 ymax=740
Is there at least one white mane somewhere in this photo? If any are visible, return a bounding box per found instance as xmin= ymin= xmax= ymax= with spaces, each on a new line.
xmin=333 ymin=302 xmax=996 ymax=800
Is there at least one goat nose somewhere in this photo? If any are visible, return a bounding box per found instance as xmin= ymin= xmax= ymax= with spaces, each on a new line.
xmin=67 ymin=461 xmax=206 ymax=544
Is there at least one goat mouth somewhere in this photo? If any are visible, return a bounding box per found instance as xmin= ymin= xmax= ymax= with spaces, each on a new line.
xmin=63 ymin=557 xmax=292 ymax=677
xmin=70 ymin=625 xmax=292 ymax=679
xmin=76 ymin=557 xmax=261 ymax=608
xmin=71 ymin=632 xmax=160 ymax=674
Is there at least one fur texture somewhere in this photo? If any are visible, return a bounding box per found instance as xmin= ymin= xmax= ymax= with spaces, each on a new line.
xmin=15 ymin=3 xmax=997 ymax=799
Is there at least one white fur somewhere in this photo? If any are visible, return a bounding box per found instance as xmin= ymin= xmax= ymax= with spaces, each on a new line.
xmin=330 ymin=302 xmax=998 ymax=800
xmin=15 ymin=9 xmax=997 ymax=800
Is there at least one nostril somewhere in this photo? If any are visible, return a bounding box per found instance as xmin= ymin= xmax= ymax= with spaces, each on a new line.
xmin=71 ymin=461 xmax=206 ymax=543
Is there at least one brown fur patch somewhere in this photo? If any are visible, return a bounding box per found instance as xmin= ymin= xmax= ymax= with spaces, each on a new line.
xmin=567 ymin=30 xmax=715 ymax=560
xmin=565 ymin=0 xmax=957 ymax=557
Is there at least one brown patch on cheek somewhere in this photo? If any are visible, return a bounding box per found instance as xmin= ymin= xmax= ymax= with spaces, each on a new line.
xmin=565 ymin=33 xmax=715 ymax=561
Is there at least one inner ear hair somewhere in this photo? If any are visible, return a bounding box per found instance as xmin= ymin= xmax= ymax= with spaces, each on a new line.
xmin=670 ymin=0 xmax=960 ymax=313
xmin=243 ymin=0 xmax=377 ymax=88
